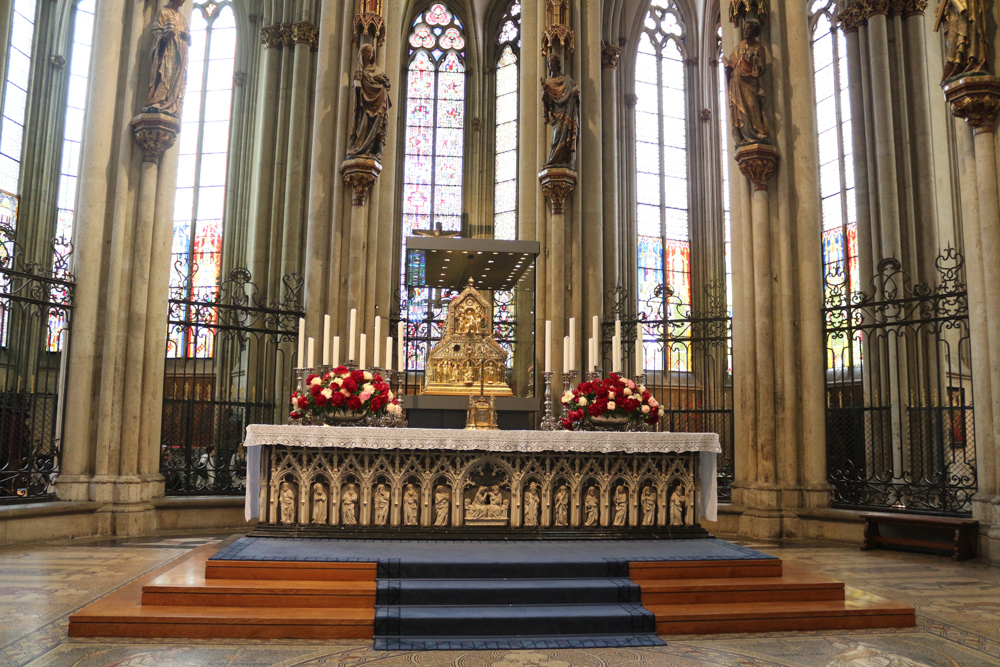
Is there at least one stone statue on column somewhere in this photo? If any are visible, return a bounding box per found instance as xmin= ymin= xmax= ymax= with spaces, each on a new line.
xmin=934 ymin=0 xmax=991 ymax=81
xmin=346 ymin=44 xmax=392 ymax=160
xmin=142 ymin=0 xmax=191 ymax=118
xmin=722 ymin=18 xmax=770 ymax=145
xmin=540 ymin=54 xmax=580 ymax=169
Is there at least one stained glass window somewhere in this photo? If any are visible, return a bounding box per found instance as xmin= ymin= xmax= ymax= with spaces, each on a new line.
xmin=402 ymin=4 xmax=467 ymax=370
xmin=0 ymin=0 xmax=37 ymax=196
xmin=494 ymin=0 xmax=519 ymax=242
xmin=168 ymin=0 xmax=236 ymax=359
xmin=47 ymin=0 xmax=96 ymax=352
xmin=635 ymin=0 xmax=689 ymax=372
xmin=810 ymin=1 xmax=860 ymax=370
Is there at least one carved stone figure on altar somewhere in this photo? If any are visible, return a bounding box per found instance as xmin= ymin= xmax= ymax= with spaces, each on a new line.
xmin=142 ymin=0 xmax=191 ymax=117
xmin=541 ymin=54 xmax=581 ymax=169
xmin=554 ymin=485 xmax=569 ymax=526
xmin=464 ymin=463 xmax=511 ymax=526
xmin=279 ymin=481 xmax=296 ymax=524
xmin=669 ymin=485 xmax=688 ymax=526
xmin=311 ymin=483 xmax=327 ymax=524
xmin=346 ymin=44 xmax=392 ymax=160
xmin=641 ymin=486 xmax=656 ymax=526
xmin=373 ymin=484 xmax=390 ymax=526
xmin=341 ymin=483 xmax=359 ymax=525
xmin=612 ymin=485 xmax=628 ymax=527
xmin=434 ymin=485 xmax=450 ymax=526
xmin=523 ymin=482 xmax=540 ymax=526
xmin=934 ymin=0 xmax=991 ymax=81
xmin=403 ymin=483 xmax=419 ymax=525
xmin=584 ymin=486 xmax=599 ymax=527
xmin=722 ymin=19 xmax=770 ymax=145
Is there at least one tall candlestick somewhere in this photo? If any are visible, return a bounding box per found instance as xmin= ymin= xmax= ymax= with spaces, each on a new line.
xmin=568 ymin=317 xmax=576 ymax=371
xmin=636 ymin=331 xmax=644 ymax=375
xmin=307 ymin=337 xmax=315 ymax=369
xmin=348 ymin=309 xmax=357 ymax=361
xmin=588 ymin=337 xmax=595 ymax=372
xmin=373 ymin=316 xmax=382 ymax=367
xmin=385 ymin=336 xmax=393 ymax=372
xmin=544 ymin=320 xmax=552 ymax=373
xmin=323 ymin=314 xmax=331 ymax=365
xmin=397 ymin=321 xmax=405 ymax=370
xmin=333 ymin=336 xmax=341 ymax=368
xmin=359 ymin=334 xmax=367 ymax=370
xmin=563 ymin=336 xmax=570 ymax=372
xmin=592 ymin=315 xmax=599 ymax=349
xmin=612 ymin=334 xmax=621 ymax=373
xmin=297 ymin=317 xmax=306 ymax=366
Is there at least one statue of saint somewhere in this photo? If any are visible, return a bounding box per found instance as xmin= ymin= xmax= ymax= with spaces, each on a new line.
xmin=934 ymin=0 xmax=991 ymax=81
xmin=554 ymin=485 xmax=569 ymax=526
xmin=612 ymin=485 xmax=628 ymax=527
xmin=434 ymin=485 xmax=450 ymax=526
xmin=641 ymin=486 xmax=656 ymax=526
xmin=722 ymin=19 xmax=770 ymax=146
xmin=341 ymin=483 xmax=358 ymax=525
xmin=669 ymin=485 xmax=688 ymax=526
xmin=346 ymin=44 xmax=392 ymax=160
xmin=584 ymin=486 xmax=599 ymax=527
xmin=403 ymin=483 xmax=419 ymax=525
xmin=373 ymin=484 xmax=390 ymax=526
xmin=523 ymin=482 xmax=540 ymax=527
xmin=540 ymin=54 xmax=580 ymax=169
xmin=142 ymin=0 xmax=191 ymax=118
xmin=311 ymin=483 xmax=327 ymax=525
xmin=279 ymin=481 xmax=296 ymax=524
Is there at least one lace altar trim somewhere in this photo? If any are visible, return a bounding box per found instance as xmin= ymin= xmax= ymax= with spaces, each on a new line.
xmin=244 ymin=425 xmax=721 ymax=455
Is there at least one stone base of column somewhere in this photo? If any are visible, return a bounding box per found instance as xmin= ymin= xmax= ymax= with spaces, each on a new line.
xmin=732 ymin=482 xmax=813 ymax=539
xmin=976 ymin=494 xmax=1000 ymax=564
xmin=55 ymin=475 xmax=93 ymax=502
xmin=538 ymin=167 xmax=577 ymax=214
xmin=341 ymin=157 xmax=382 ymax=206
xmin=95 ymin=501 xmax=158 ymax=537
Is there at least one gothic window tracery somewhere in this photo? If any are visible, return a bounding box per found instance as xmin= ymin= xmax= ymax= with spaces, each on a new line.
xmin=0 ymin=0 xmax=37 ymax=197
xmin=167 ymin=0 xmax=236 ymax=359
xmin=634 ymin=0 xmax=690 ymax=372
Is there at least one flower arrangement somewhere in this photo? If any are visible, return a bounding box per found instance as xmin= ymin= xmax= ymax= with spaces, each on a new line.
xmin=290 ymin=367 xmax=402 ymax=423
xmin=560 ymin=373 xmax=665 ymax=431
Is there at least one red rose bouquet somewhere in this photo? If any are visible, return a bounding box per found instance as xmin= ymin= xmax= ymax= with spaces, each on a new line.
xmin=559 ymin=373 xmax=664 ymax=431
xmin=289 ymin=367 xmax=401 ymax=423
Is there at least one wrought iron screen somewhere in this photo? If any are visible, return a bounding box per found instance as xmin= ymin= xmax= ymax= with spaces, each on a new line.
xmin=0 ymin=222 xmax=74 ymax=503
xmin=823 ymin=249 xmax=975 ymax=514
xmin=603 ymin=281 xmax=734 ymax=502
xmin=161 ymin=267 xmax=302 ymax=495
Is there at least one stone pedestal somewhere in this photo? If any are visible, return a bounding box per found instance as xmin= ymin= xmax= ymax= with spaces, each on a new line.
xmin=341 ymin=157 xmax=382 ymax=207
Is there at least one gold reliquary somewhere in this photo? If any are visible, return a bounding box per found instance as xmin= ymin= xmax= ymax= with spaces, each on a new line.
xmin=422 ymin=280 xmax=513 ymax=397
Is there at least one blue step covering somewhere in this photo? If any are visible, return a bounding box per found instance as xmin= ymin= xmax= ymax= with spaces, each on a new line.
xmin=374 ymin=634 xmax=667 ymax=651
xmin=376 ymin=577 xmax=642 ymax=606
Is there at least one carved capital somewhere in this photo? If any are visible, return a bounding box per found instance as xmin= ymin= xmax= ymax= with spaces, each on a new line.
xmin=735 ymin=142 xmax=779 ymax=191
xmin=888 ymin=0 xmax=907 ymax=15
xmin=260 ymin=25 xmax=284 ymax=49
xmin=866 ymin=0 xmax=890 ymax=16
xmin=279 ymin=23 xmax=295 ymax=48
xmin=341 ymin=157 xmax=382 ymax=206
xmin=353 ymin=12 xmax=386 ymax=46
xmin=538 ymin=167 xmax=577 ymax=215
xmin=903 ymin=0 xmax=927 ymax=15
xmin=293 ymin=21 xmax=318 ymax=49
xmin=49 ymin=55 xmax=66 ymax=70
xmin=838 ymin=2 xmax=867 ymax=31
xmin=729 ymin=0 xmax=770 ymax=25
xmin=943 ymin=74 xmax=1000 ymax=133
xmin=233 ymin=71 xmax=247 ymax=87
xmin=541 ymin=25 xmax=575 ymax=57
xmin=624 ymin=93 xmax=638 ymax=109
xmin=131 ymin=112 xmax=180 ymax=164
xmin=601 ymin=41 xmax=621 ymax=69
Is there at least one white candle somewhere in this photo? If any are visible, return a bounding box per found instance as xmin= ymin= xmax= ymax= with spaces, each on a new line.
xmin=592 ymin=315 xmax=599 ymax=349
xmin=615 ymin=319 xmax=621 ymax=341
xmin=348 ymin=309 xmax=357 ymax=361
xmin=568 ymin=317 xmax=576 ymax=371
xmin=333 ymin=336 xmax=341 ymax=368
xmin=322 ymin=314 xmax=331 ymax=366
xmin=307 ymin=337 xmax=315 ymax=369
xmin=373 ymin=316 xmax=382 ymax=367
xmin=385 ymin=336 xmax=393 ymax=372
xmin=297 ymin=317 xmax=305 ymax=368
xmin=588 ymin=337 xmax=595 ymax=372
xmin=563 ymin=336 xmax=570 ymax=372
xmin=397 ymin=321 xmax=405 ymax=370
xmin=613 ymin=334 xmax=621 ymax=373
xmin=544 ymin=320 xmax=552 ymax=373
xmin=636 ymin=331 xmax=644 ymax=375
xmin=359 ymin=333 xmax=367 ymax=370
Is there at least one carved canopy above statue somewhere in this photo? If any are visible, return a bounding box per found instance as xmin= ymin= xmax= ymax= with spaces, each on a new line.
xmin=422 ymin=280 xmax=513 ymax=397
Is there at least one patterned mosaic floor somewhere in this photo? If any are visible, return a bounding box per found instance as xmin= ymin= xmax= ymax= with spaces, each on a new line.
xmin=2 ymin=533 xmax=998 ymax=666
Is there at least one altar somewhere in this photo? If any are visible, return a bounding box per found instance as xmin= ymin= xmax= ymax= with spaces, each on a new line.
xmin=244 ymin=425 xmax=720 ymax=537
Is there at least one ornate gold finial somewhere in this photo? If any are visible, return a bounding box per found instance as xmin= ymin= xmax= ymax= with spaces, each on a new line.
xmin=729 ymin=0 xmax=770 ymax=25
xmin=542 ymin=0 xmax=574 ymax=56
xmin=354 ymin=0 xmax=386 ymax=47
xmin=601 ymin=41 xmax=621 ymax=69
xmin=735 ymin=142 xmax=780 ymax=191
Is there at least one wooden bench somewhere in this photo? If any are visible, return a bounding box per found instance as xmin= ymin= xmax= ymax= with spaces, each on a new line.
xmin=861 ymin=512 xmax=978 ymax=561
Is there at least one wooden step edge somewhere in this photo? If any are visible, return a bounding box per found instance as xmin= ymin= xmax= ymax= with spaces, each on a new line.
xmin=628 ymin=558 xmax=781 ymax=570
xmin=142 ymin=581 xmax=377 ymax=595
xmin=645 ymin=600 xmax=915 ymax=621
xmin=68 ymin=622 xmax=374 ymax=640
xmin=206 ymin=559 xmax=377 ymax=570
xmin=69 ymin=611 xmax=374 ymax=626
xmin=655 ymin=613 xmax=916 ymax=635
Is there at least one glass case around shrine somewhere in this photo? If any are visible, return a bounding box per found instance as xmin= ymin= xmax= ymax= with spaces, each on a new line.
xmin=398 ymin=237 xmax=539 ymax=423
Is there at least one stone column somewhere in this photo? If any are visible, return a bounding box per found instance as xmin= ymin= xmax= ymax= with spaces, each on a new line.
xmin=600 ymin=41 xmax=621 ymax=315
xmin=943 ymin=74 xmax=1000 ymax=563
xmin=249 ymin=22 xmax=283 ymax=285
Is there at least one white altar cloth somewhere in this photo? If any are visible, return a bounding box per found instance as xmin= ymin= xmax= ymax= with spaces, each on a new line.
xmin=243 ymin=425 xmax=721 ymax=523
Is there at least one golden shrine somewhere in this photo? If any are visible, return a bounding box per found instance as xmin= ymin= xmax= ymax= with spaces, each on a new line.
xmin=422 ymin=280 xmax=513 ymax=397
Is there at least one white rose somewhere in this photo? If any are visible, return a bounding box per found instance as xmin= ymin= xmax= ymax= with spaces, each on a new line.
xmin=623 ymin=387 xmax=632 ymax=397
xmin=562 ymin=391 xmax=574 ymax=403
xmin=639 ymin=385 xmax=647 ymax=393
xmin=649 ymin=398 xmax=659 ymax=408
xmin=658 ymin=407 xmax=665 ymax=416
xmin=331 ymin=378 xmax=342 ymax=388
xmin=363 ymin=383 xmax=374 ymax=393
xmin=363 ymin=371 xmax=373 ymax=381
xmin=321 ymin=388 xmax=333 ymax=399
xmin=608 ymin=391 xmax=615 ymax=400
xmin=578 ymin=397 xmax=588 ymax=407
xmin=310 ymin=377 xmax=322 ymax=386
xmin=388 ymin=390 xmax=395 ymax=401
xmin=607 ymin=401 xmax=616 ymax=411
xmin=626 ymin=379 xmax=636 ymax=389
xmin=641 ymin=405 xmax=651 ymax=414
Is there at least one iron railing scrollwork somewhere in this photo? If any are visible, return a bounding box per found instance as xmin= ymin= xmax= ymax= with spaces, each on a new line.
xmin=823 ymin=248 xmax=976 ymax=515
xmin=161 ymin=266 xmax=303 ymax=495
xmin=0 ymin=222 xmax=75 ymax=503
